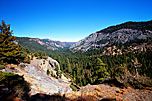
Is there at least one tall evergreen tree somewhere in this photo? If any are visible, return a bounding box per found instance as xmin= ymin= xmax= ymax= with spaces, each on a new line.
xmin=93 ymin=58 xmax=110 ymax=83
xmin=0 ymin=20 xmax=21 ymax=64
xmin=66 ymin=58 xmax=72 ymax=74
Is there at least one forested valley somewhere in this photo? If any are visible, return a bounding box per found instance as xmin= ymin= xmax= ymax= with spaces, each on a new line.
xmin=1 ymin=20 xmax=152 ymax=100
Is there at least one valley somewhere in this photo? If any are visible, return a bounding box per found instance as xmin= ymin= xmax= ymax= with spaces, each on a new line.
xmin=0 ymin=20 xmax=152 ymax=101
xmin=16 ymin=37 xmax=75 ymax=51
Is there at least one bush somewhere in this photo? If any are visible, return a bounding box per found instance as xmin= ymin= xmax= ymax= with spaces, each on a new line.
xmin=42 ymin=56 xmax=48 ymax=60
xmin=10 ymin=67 xmax=15 ymax=70
xmin=0 ymin=65 xmax=5 ymax=70
xmin=51 ymin=71 xmax=54 ymax=77
xmin=114 ymin=65 xmax=152 ymax=89
xmin=19 ymin=63 xmax=26 ymax=68
xmin=70 ymin=84 xmax=77 ymax=91
xmin=43 ymin=60 xmax=45 ymax=64
xmin=47 ymin=69 xmax=50 ymax=75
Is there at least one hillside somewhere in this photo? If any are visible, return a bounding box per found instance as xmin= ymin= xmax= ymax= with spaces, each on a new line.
xmin=16 ymin=37 xmax=75 ymax=52
xmin=70 ymin=20 xmax=152 ymax=52
xmin=65 ymin=84 xmax=152 ymax=101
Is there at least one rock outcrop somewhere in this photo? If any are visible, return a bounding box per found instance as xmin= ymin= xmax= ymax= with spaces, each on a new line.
xmin=5 ymin=57 xmax=72 ymax=96
xmin=66 ymin=84 xmax=152 ymax=101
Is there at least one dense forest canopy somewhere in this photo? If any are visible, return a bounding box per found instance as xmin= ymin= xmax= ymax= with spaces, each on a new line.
xmin=48 ymin=46 xmax=152 ymax=88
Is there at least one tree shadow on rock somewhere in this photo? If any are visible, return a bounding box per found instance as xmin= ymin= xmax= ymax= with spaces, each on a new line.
xmin=100 ymin=98 xmax=116 ymax=101
xmin=29 ymin=93 xmax=69 ymax=101
xmin=103 ymin=79 xmax=124 ymax=88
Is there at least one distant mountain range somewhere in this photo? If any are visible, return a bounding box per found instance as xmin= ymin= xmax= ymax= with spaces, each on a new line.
xmin=16 ymin=20 xmax=152 ymax=53
xmin=15 ymin=37 xmax=76 ymax=51
xmin=70 ymin=20 xmax=152 ymax=52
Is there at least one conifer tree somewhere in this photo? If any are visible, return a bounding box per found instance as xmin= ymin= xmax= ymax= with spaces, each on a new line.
xmin=55 ymin=66 xmax=62 ymax=78
xmin=0 ymin=20 xmax=21 ymax=64
xmin=55 ymin=66 xmax=59 ymax=77
xmin=93 ymin=58 xmax=110 ymax=83
xmin=66 ymin=58 xmax=72 ymax=74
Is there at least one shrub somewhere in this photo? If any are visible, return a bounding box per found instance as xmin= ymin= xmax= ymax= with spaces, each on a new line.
xmin=47 ymin=69 xmax=50 ymax=75
xmin=10 ymin=67 xmax=15 ymax=70
xmin=51 ymin=71 xmax=54 ymax=77
xmin=0 ymin=65 xmax=5 ymax=70
xmin=70 ymin=84 xmax=77 ymax=91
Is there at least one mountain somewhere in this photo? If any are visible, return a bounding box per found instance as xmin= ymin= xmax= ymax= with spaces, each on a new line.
xmin=70 ymin=20 xmax=152 ymax=52
xmin=16 ymin=37 xmax=76 ymax=51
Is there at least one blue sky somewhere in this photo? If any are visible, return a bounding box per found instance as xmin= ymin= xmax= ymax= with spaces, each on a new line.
xmin=1 ymin=0 xmax=152 ymax=42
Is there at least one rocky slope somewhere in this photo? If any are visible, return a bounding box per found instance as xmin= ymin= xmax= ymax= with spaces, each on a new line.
xmin=70 ymin=21 xmax=152 ymax=52
xmin=2 ymin=57 xmax=72 ymax=96
xmin=16 ymin=37 xmax=75 ymax=51
xmin=65 ymin=84 xmax=152 ymax=101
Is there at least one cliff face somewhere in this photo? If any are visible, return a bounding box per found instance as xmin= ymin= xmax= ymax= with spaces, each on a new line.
xmin=5 ymin=57 xmax=72 ymax=96
xmin=70 ymin=21 xmax=152 ymax=52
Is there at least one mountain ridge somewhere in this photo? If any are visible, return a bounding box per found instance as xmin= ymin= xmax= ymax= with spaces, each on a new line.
xmin=15 ymin=37 xmax=76 ymax=51
xmin=70 ymin=20 xmax=152 ymax=52
xmin=97 ymin=20 xmax=152 ymax=33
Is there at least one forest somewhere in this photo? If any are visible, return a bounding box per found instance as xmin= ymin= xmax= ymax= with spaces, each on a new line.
xmin=0 ymin=20 xmax=152 ymax=91
xmin=48 ymin=46 xmax=152 ymax=89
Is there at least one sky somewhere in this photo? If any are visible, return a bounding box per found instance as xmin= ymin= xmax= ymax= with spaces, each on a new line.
xmin=1 ymin=0 xmax=152 ymax=42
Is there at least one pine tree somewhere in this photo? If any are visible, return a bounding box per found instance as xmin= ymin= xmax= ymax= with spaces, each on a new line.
xmin=34 ymin=52 xmax=39 ymax=57
xmin=0 ymin=20 xmax=21 ymax=64
xmin=93 ymin=58 xmax=110 ymax=83
xmin=66 ymin=58 xmax=72 ymax=74
xmin=55 ymin=66 xmax=62 ymax=78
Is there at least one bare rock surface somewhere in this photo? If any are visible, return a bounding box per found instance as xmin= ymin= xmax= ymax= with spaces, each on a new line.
xmin=70 ymin=28 xmax=152 ymax=52
xmin=65 ymin=84 xmax=152 ymax=101
xmin=5 ymin=57 xmax=72 ymax=96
